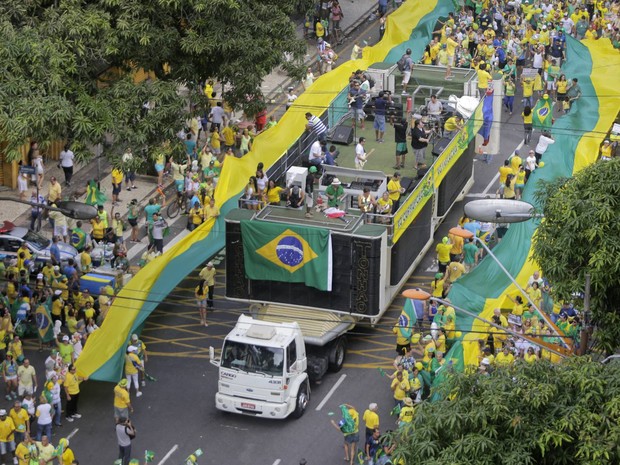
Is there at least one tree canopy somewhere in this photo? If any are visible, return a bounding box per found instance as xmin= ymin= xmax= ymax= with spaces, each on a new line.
xmin=0 ymin=0 xmax=309 ymax=163
xmin=532 ymin=158 xmax=620 ymax=353
xmin=392 ymin=357 xmax=620 ymax=465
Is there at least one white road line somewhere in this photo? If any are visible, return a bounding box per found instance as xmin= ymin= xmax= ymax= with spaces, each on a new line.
xmin=272 ymin=460 xmax=282 ymax=465
xmin=315 ymin=374 xmax=347 ymax=411
xmin=481 ymin=140 xmax=525 ymax=195
xmin=66 ymin=428 xmax=79 ymax=440
xmin=157 ymin=444 xmax=179 ymax=465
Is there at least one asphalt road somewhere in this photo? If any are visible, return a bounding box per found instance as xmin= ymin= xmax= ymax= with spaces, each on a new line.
xmin=27 ymin=23 xmax=532 ymax=465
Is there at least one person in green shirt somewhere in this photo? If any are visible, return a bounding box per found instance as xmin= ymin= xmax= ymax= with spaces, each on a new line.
xmin=463 ymin=238 xmax=478 ymax=272
xmin=325 ymin=178 xmax=345 ymax=208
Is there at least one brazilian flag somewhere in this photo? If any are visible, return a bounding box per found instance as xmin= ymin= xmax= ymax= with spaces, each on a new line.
xmin=240 ymin=221 xmax=332 ymax=291
xmin=398 ymin=299 xmax=418 ymax=340
xmin=85 ymin=180 xmax=107 ymax=206
xmin=533 ymin=95 xmax=553 ymax=130
xmin=35 ymin=299 xmax=55 ymax=343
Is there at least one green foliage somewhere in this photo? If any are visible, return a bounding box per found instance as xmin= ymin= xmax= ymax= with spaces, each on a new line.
xmin=393 ymin=357 xmax=620 ymax=464
xmin=532 ymin=159 xmax=620 ymax=353
xmin=0 ymin=0 xmax=310 ymax=162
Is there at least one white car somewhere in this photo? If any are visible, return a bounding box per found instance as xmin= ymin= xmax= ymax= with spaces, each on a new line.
xmin=0 ymin=222 xmax=78 ymax=266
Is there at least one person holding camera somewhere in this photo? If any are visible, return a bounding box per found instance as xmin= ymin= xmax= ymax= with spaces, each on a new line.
xmin=116 ymin=417 xmax=136 ymax=465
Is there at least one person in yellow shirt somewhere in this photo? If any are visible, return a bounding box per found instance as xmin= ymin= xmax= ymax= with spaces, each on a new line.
xmin=203 ymin=198 xmax=220 ymax=222
xmin=390 ymin=371 xmax=410 ymax=407
xmin=431 ymin=273 xmax=445 ymax=298
xmin=398 ymin=397 xmax=414 ymax=426
xmin=195 ymin=280 xmax=209 ymax=327
xmin=188 ymin=203 xmax=203 ymax=231
xmin=387 ymin=172 xmax=404 ymax=211
xmin=9 ymin=401 xmax=29 ymax=445
xmin=210 ymin=129 xmax=221 ymax=157
xmin=90 ymin=216 xmax=105 ymax=243
xmin=446 ymin=258 xmax=465 ymax=283
xmin=495 ymin=346 xmax=515 ymax=366
xmin=114 ymin=379 xmax=133 ymax=421
xmin=124 ymin=346 xmax=143 ymax=397
xmin=64 ymin=364 xmax=87 ymax=422
xmin=47 ymin=177 xmax=62 ymax=204
xmin=600 ymin=139 xmax=613 ymax=160
xmin=445 ymin=33 xmax=459 ymax=79
xmin=522 ymin=106 xmax=533 ymax=145
xmin=111 ymin=168 xmax=124 ymax=205
xmin=524 ymin=347 xmax=538 ymax=363
xmin=476 ymin=63 xmax=492 ymax=96
xmin=521 ymin=76 xmax=535 ymax=108
xmin=198 ymin=261 xmax=216 ymax=310
xmin=330 ymin=404 xmax=359 ymax=465
xmin=221 ymin=122 xmax=236 ymax=150
xmin=57 ymin=437 xmax=75 ymax=465
xmin=266 ymin=180 xmax=284 ymax=205
xmin=0 ymin=408 xmax=16 ymax=459
xmin=435 ymin=236 xmax=452 ymax=273
xmin=362 ymin=403 xmax=379 ymax=440
xmin=429 ymin=38 xmax=441 ymax=63
xmin=448 ymin=230 xmax=464 ymax=262
xmin=499 ymin=159 xmax=513 ymax=187
xmin=14 ymin=432 xmax=33 ymax=465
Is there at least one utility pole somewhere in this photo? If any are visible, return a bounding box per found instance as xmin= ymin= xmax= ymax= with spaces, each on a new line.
xmin=579 ymin=273 xmax=591 ymax=355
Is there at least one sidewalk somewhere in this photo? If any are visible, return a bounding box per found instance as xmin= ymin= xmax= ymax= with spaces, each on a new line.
xmin=262 ymin=0 xmax=379 ymax=105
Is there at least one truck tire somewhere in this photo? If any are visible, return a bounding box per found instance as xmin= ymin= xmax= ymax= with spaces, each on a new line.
xmin=328 ymin=337 xmax=346 ymax=372
xmin=292 ymin=382 xmax=309 ymax=419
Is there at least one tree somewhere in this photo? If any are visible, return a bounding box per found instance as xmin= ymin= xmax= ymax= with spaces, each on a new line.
xmin=532 ymin=158 xmax=620 ymax=354
xmin=0 ymin=0 xmax=310 ymax=163
xmin=392 ymin=358 xmax=620 ymax=465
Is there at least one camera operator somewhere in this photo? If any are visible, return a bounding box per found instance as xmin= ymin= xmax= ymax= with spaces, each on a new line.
xmin=116 ymin=417 xmax=136 ymax=465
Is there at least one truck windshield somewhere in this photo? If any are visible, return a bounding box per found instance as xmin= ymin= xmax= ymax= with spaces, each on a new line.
xmin=221 ymin=341 xmax=284 ymax=376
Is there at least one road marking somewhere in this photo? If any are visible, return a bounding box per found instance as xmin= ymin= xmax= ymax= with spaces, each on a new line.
xmin=272 ymin=460 xmax=282 ymax=465
xmin=481 ymin=139 xmax=525 ymax=195
xmin=315 ymin=374 xmax=347 ymax=411
xmin=66 ymin=428 xmax=79 ymax=440
xmin=157 ymin=444 xmax=179 ymax=465
xmin=219 ymin=424 xmax=249 ymax=431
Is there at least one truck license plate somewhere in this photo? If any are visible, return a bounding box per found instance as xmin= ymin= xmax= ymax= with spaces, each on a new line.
xmin=241 ymin=402 xmax=256 ymax=409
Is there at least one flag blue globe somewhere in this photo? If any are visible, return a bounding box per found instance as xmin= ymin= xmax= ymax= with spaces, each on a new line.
xmin=276 ymin=236 xmax=304 ymax=267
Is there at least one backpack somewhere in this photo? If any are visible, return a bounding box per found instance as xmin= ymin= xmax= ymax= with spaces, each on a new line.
xmin=397 ymin=54 xmax=408 ymax=72
xmin=364 ymin=72 xmax=376 ymax=89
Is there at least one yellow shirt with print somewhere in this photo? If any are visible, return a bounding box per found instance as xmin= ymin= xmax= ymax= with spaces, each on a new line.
xmin=64 ymin=372 xmax=82 ymax=395
xmin=9 ymin=408 xmax=28 ymax=434
xmin=399 ymin=405 xmax=414 ymax=423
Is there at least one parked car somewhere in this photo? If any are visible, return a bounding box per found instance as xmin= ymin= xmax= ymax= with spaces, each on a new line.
xmin=0 ymin=222 xmax=78 ymax=268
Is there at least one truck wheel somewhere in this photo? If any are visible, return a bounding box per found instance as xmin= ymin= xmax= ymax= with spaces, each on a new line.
xmin=292 ymin=383 xmax=309 ymax=419
xmin=328 ymin=338 xmax=346 ymax=372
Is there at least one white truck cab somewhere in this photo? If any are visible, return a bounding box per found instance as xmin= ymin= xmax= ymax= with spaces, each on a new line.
xmin=210 ymin=315 xmax=310 ymax=419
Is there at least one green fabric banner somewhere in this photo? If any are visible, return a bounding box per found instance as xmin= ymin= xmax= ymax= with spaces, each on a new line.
xmin=240 ymin=221 xmax=333 ymax=291
xmin=398 ymin=299 xmax=418 ymax=340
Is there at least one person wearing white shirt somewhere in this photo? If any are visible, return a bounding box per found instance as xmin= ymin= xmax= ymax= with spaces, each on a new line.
xmin=534 ymin=131 xmax=555 ymax=163
xmin=355 ymin=137 xmax=369 ymax=169
xmin=308 ymin=140 xmax=325 ymax=166
xmin=525 ymin=150 xmax=538 ymax=181
xmin=286 ymin=88 xmax=298 ymax=110
xmin=59 ymin=145 xmax=75 ymax=186
xmin=426 ymin=94 xmax=443 ymax=116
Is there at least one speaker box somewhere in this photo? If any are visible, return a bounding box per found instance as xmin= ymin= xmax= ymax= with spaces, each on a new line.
xmin=328 ymin=125 xmax=354 ymax=145
xmin=432 ymin=136 xmax=452 ymax=157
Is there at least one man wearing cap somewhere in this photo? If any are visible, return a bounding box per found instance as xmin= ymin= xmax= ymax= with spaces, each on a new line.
xmin=125 ymin=346 xmax=143 ymax=398
xmin=56 ymin=335 xmax=73 ymax=365
xmin=362 ymin=403 xmax=380 ymax=441
xmin=130 ymin=334 xmax=148 ymax=387
xmin=114 ymin=379 xmax=133 ymax=421
xmin=199 ymin=262 xmax=216 ymax=310
xmin=325 ymin=178 xmax=345 ymax=208
xmin=0 ymin=408 xmax=16 ymax=464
